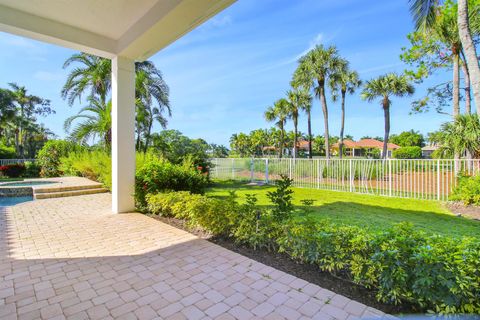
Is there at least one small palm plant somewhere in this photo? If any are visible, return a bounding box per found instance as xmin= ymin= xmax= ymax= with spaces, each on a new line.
xmin=329 ymin=62 xmax=361 ymax=158
xmin=265 ymin=99 xmax=290 ymax=158
xmin=285 ymin=88 xmax=312 ymax=158
xmin=361 ymin=73 xmax=415 ymax=158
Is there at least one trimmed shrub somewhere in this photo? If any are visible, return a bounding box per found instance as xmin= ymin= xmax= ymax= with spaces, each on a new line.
xmin=60 ymin=150 xmax=112 ymax=189
xmin=23 ymin=161 xmax=41 ymax=178
xmin=393 ymin=146 xmax=422 ymax=159
xmin=450 ymin=174 xmax=480 ymax=205
xmin=37 ymin=140 xmax=83 ymax=177
xmin=0 ymin=164 xmax=25 ymax=178
xmin=135 ymin=155 xmax=209 ymax=209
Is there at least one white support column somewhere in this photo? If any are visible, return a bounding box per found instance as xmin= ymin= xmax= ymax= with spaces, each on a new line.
xmin=111 ymin=56 xmax=136 ymax=213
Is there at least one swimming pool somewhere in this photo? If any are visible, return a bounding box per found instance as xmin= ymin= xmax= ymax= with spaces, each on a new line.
xmin=0 ymin=196 xmax=33 ymax=206
xmin=0 ymin=180 xmax=58 ymax=187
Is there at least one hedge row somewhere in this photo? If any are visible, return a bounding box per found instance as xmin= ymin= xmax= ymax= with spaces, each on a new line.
xmin=146 ymin=189 xmax=480 ymax=314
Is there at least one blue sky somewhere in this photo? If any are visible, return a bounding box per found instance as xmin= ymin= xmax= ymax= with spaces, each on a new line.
xmin=0 ymin=0 xmax=453 ymax=146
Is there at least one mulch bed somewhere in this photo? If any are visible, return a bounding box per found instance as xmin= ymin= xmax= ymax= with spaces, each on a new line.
xmin=148 ymin=215 xmax=417 ymax=315
xmin=446 ymin=202 xmax=480 ymax=221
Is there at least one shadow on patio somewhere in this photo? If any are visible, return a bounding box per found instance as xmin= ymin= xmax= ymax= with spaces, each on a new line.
xmin=0 ymin=194 xmax=388 ymax=319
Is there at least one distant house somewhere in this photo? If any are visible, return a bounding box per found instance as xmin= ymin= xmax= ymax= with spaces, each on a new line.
xmin=421 ymin=145 xmax=438 ymax=158
xmin=332 ymin=139 xmax=400 ymax=158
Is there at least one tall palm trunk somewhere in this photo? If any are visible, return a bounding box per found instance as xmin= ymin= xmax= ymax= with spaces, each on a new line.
xmin=382 ymin=98 xmax=390 ymax=159
xmin=143 ymin=117 xmax=153 ymax=153
xmin=458 ymin=0 xmax=480 ymax=112
xmin=293 ymin=116 xmax=298 ymax=159
xmin=461 ymin=51 xmax=472 ymax=114
xmin=339 ymin=90 xmax=346 ymax=159
xmin=453 ymin=50 xmax=461 ymax=163
xmin=279 ymin=123 xmax=284 ymax=159
xmin=452 ymin=50 xmax=460 ymax=117
xmin=318 ymin=80 xmax=330 ymax=158
xmin=307 ymin=111 xmax=312 ymax=159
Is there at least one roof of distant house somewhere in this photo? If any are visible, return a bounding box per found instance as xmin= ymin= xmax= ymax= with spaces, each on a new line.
xmin=332 ymin=139 xmax=400 ymax=150
xmin=421 ymin=145 xmax=439 ymax=151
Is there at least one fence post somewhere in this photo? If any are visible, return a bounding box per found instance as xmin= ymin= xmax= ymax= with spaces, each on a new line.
xmin=437 ymin=159 xmax=441 ymax=201
xmin=265 ymin=158 xmax=269 ymax=184
xmin=289 ymin=158 xmax=292 ymax=180
xmin=349 ymin=159 xmax=353 ymax=192
xmin=317 ymin=159 xmax=320 ymax=189
xmin=388 ymin=159 xmax=392 ymax=197
xmin=250 ymin=158 xmax=254 ymax=183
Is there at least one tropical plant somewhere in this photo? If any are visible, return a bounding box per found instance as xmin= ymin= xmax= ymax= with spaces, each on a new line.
xmin=8 ymin=83 xmax=53 ymax=158
xmin=293 ymin=45 xmax=343 ymax=159
xmin=265 ymin=98 xmax=290 ymax=158
xmin=134 ymin=61 xmax=170 ymax=151
xmin=361 ymin=73 xmax=415 ymax=158
xmin=389 ymin=130 xmax=426 ymax=147
xmin=329 ymin=62 xmax=361 ymax=158
xmin=62 ymin=53 xmax=170 ymax=150
xmin=433 ymin=113 xmax=480 ymax=158
xmin=409 ymin=0 xmax=480 ymax=112
xmin=285 ymin=88 xmax=311 ymax=158
xmin=64 ymin=97 xmax=112 ymax=146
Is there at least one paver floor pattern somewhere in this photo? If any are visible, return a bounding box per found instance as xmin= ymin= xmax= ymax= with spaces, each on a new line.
xmin=0 ymin=194 xmax=391 ymax=319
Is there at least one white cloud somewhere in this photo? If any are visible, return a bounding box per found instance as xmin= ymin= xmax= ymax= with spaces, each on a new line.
xmin=33 ymin=71 xmax=64 ymax=81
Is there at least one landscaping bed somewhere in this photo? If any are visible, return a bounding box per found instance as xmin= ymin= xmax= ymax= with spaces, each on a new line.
xmin=149 ymin=214 xmax=413 ymax=314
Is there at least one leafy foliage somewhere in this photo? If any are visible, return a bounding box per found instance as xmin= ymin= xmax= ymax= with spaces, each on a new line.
xmin=135 ymin=154 xmax=209 ymax=209
xmin=393 ymin=146 xmax=423 ymax=159
xmin=450 ymin=174 xmax=480 ymax=205
xmin=266 ymin=175 xmax=294 ymax=221
xmin=0 ymin=164 xmax=25 ymax=178
xmin=37 ymin=140 xmax=83 ymax=177
xmin=389 ymin=130 xmax=425 ymax=147
xmin=0 ymin=143 xmax=15 ymax=159
xmin=60 ymin=150 xmax=112 ymax=188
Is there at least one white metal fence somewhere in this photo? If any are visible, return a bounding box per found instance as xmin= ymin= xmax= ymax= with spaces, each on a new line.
xmin=0 ymin=159 xmax=35 ymax=166
xmin=210 ymin=158 xmax=480 ymax=201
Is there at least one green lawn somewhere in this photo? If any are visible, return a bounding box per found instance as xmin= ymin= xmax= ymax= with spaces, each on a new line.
xmin=207 ymin=180 xmax=480 ymax=238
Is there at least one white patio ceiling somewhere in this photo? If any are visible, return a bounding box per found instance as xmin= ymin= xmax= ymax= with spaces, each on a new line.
xmin=0 ymin=0 xmax=235 ymax=60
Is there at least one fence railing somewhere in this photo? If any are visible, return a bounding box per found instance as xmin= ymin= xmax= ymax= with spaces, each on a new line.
xmin=210 ymin=158 xmax=480 ymax=201
xmin=0 ymin=159 xmax=35 ymax=166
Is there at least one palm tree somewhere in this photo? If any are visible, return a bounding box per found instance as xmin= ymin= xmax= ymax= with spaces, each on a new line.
xmin=265 ymin=98 xmax=289 ymax=158
xmin=294 ymin=45 xmax=343 ymax=158
xmin=285 ymin=88 xmax=311 ymax=158
xmin=135 ymin=61 xmax=170 ymax=152
xmin=64 ymin=97 xmax=112 ymax=146
xmin=62 ymin=53 xmax=170 ymax=150
xmin=435 ymin=113 xmax=480 ymax=158
xmin=8 ymin=83 xmax=48 ymax=158
xmin=409 ymin=0 xmax=480 ymax=112
xmin=329 ymin=62 xmax=361 ymax=158
xmin=361 ymin=73 xmax=415 ymax=158
xmin=62 ymin=53 xmax=111 ymax=105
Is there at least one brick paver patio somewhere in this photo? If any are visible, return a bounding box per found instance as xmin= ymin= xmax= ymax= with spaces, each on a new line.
xmin=0 ymin=194 xmax=392 ymax=319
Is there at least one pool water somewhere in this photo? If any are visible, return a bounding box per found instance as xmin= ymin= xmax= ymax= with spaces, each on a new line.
xmin=0 ymin=181 xmax=57 ymax=187
xmin=0 ymin=196 xmax=33 ymax=206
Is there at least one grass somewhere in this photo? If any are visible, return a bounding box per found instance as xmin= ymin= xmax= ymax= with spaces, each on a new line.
xmin=207 ymin=180 xmax=480 ymax=238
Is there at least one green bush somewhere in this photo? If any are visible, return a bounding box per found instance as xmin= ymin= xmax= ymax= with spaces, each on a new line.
xmin=60 ymin=150 xmax=112 ymax=189
xmin=23 ymin=161 xmax=41 ymax=177
xmin=393 ymin=146 xmax=422 ymax=159
xmin=145 ymin=187 xmax=480 ymax=314
xmin=37 ymin=140 xmax=83 ymax=177
xmin=0 ymin=143 xmax=15 ymax=159
xmin=450 ymin=174 xmax=480 ymax=205
xmin=135 ymin=155 xmax=209 ymax=209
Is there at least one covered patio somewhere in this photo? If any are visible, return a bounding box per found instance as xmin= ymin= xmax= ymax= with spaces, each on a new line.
xmin=0 ymin=193 xmax=387 ymax=319
xmin=0 ymin=0 xmax=235 ymax=213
